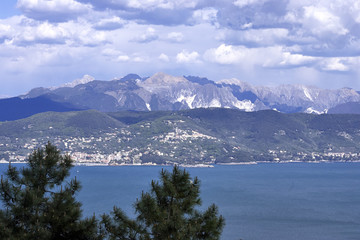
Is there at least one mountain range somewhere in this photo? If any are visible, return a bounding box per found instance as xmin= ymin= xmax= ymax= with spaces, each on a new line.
xmin=1 ymin=72 xmax=360 ymax=121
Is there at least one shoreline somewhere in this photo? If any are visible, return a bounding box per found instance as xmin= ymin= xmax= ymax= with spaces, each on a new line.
xmin=1 ymin=160 xmax=360 ymax=167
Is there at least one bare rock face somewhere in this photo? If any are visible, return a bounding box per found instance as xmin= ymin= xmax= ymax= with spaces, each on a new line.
xmin=18 ymin=72 xmax=360 ymax=114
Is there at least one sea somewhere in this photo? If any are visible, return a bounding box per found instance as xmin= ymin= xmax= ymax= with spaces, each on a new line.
xmin=1 ymin=162 xmax=360 ymax=240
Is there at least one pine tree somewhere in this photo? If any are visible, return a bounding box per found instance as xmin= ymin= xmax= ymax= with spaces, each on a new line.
xmin=0 ymin=142 xmax=100 ymax=239
xmin=101 ymin=165 xmax=225 ymax=240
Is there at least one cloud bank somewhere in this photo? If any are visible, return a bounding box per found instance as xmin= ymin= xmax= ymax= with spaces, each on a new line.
xmin=0 ymin=0 xmax=360 ymax=96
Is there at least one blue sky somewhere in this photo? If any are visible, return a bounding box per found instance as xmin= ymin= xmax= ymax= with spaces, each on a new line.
xmin=0 ymin=0 xmax=360 ymax=97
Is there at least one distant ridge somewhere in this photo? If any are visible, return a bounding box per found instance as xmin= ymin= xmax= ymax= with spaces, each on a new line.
xmin=2 ymin=108 xmax=360 ymax=164
xmin=0 ymin=96 xmax=82 ymax=121
xmin=328 ymin=102 xmax=360 ymax=114
xmin=1 ymin=72 xmax=360 ymax=121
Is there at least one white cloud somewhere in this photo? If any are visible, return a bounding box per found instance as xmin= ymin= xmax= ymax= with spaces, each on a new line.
xmin=279 ymin=52 xmax=316 ymax=67
xmin=132 ymin=54 xmax=148 ymax=62
xmin=102 ymin=48 xmax=131 ymax=62
xmin=0 ymin=24 xmax=12 ymax=42
xmin=166 ymin=32 xmax=184 ymax=43
xmin=127 ymin=0 xmax=198 ymax=10
xmin=102 ymin=48 xmax=122 ymax=57
xmin=2 ymin=0 xmax=360 ymax=96
xmin=191 ymin=8 xmax=218 ymax=24
xmin=233 ymin=0 xmax=265 ymax=8
xmin=302 ymin=6 xmax=349 ymax=37
xmin=17 ymin=0 xmax=92 ymax=22
xmin=204 ymin=44 xmax=246 ymax=65
xmin=117 ymin=55 xmax=130 ymax=62
xmin=204 ymin=44 xmax=316 ymax=68
xmin=176 ymin=50 xmax=200 ymax=63
xmin=221 ymin=28 xmax=289 ymax=46
xmin=159 ymin=53 xmax=170 ymax=62
xmin=14 ymin=21 xmax=69 ymax=45
xmin=93 ymin=16 xmax=125 ymax=31
xmin=0 ymin=24 xmax=11 ymax=33
xmin=64 ymin=20 xmax=109 ymax=46
xmin=351 ymin=1 xmax=360 ymax=23
xmin=320 ymin=58 xmax=349 ymax=72
xmin=132 ymin=27 xmax=158 ymax=43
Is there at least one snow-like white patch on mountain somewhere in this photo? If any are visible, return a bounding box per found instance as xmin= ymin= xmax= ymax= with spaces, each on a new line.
xmin=305 ymin=107 xmax=326 ymax=114
xmin=233 ymin=100 xmax=254 ymax=112
xmin=177 ymin=94 xmax=196 ymax=108
xmin=209 ymin=99 xmax=221 ymax=108
xmin=303 ymin=87 xmax=314 ymax=102
xmin=19 ymin=72 xmax=360 ymax=114
xmin=52 ymin=75 xmax=95 ymax=89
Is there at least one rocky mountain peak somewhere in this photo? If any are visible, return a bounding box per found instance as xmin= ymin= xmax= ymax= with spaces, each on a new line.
xmin=143 ymin=72 xmax=188 ymax=85
xmin=56 ymin=75 xmax=95 ymax=89
xmin=12 ymin=72 xmax=360 ymax=115
xmin=218 ymin=78 xmax=253 ymax=90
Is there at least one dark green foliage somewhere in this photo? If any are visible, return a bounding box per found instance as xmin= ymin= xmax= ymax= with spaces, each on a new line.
xmin=0 ymin=142 xmax=100 ymax=239
xmin=108 ymin=111 xmax=171 ymax=125
xmin=102 ymin=166 xmax=225 ymax=240
xmin=3 ymin=108 xmax=360 ymax=164
xmin=66 ymin=110 xmax=125 ymax=131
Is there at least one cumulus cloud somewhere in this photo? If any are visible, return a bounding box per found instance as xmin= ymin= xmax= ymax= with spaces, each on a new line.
xmin=159 ymin=53 xmax=170 ymax=62
xmin=93 ymin=16 xmax=125 ymax=31
xmin=320 ymin=58 xmax=349 ymax=72
xmin=101 ymin=49 xmax=149 ymax=62
xmin=127 ymin=0 xmax=198 ymax=10
xmin=76 ymin=0 xmax=202 ymax=26
xmin=132 ymin=56 xmax=148 ymax=62
xmin=191 ymin=7 xmax=218 ymax=25
xmin=166 ymin=32 xmax=184 ymax=43
xmin=13 ymin=21 xmax=69 ymax=45
xmin=117 ymin=55 xmax=131 ymax=62
xmin=77 ymin=31 xmax=108 ymax=47
xmin=102 ymin=48 xmax=122 ymax=57
xmin=17 ymin=0 xmax=92 ymax=22
xmin=283 ymin=0 xmax=360 ymax=56
xmin=0 ymin=24 xmax=12 ymax=43
xmin=233 ymin=0 xmax=265 ymax=8
xmin=2 ymin=0 xmax=360 ymax=96
xmin=204 ymin=44 xmax=316 ymax=68
xmin=132 ymin=27 xmax=158 ymax=43
xmin=101 ymin=48 xmax=130 ymax=62
xmin=2 ymin=16 xmax=111 ymax=47
xmin=204 ymin=44 xmax=246 ymax=65
xmin=302 ymin=6 xmax=349 ymax=37
xmin=220 ymin=28 xmax=289 ymax=47
xmin=176 ymin=50 xmax=200 ymax=63
xmin=77 ymin=0 xmax=199 ymax=10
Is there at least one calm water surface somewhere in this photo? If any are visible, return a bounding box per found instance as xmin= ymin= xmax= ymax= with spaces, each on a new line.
xmin=1 ymin=163 xmax=360 ymax=240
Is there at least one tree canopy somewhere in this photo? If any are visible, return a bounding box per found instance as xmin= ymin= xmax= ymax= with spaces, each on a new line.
xmin=0 ymin=142 xmax=99 ymax=239
xmin=0 ymin=143 xmax=225 ymax=239
xmin=101 ymin=166 xmax=225 ymax=240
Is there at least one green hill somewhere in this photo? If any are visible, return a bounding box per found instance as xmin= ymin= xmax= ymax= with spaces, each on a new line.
xmin=1 ymin=108 xmax=360 ymax=164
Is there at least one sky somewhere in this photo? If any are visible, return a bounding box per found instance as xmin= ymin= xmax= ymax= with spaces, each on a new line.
xmin=0 ymin=0 xmax=360 ymax=97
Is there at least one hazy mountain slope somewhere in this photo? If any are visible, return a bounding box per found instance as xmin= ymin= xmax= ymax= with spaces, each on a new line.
xmin=327 ymin=102 xmax=360 ymax=114
xmin=0 ymin=110 xmax=125 ymax=137
xmin=0 ymin=96 xmax=82 ymax=121
xmin=218 ymin=79 xmax=360 ymax=113
xmin=2 ymin=72 xmax=357 ymax=120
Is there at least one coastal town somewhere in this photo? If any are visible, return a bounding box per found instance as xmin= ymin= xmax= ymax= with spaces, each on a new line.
xmin=2 ymin=123 xmax=360 ymax=166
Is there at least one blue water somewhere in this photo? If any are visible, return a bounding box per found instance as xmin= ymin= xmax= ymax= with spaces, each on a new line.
xmin=1 ymin=163 xmax=360 ymax=240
